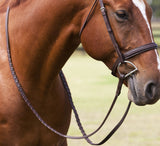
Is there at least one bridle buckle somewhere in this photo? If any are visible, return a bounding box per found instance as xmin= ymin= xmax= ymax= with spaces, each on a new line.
xmin=117 ymin=61 xmax=138 ymax=78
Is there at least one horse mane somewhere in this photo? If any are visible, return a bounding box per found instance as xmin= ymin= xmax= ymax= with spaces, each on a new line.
xmin=0 ymin=0 xmax=27 ymax=12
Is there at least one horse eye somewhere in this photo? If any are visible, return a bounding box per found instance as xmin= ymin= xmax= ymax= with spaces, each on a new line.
xmin=115 ymin=10 xmax=128 ymax=22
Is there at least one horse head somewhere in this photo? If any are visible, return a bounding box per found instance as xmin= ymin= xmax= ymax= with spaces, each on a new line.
xmin=80 ymin=0 xmax=160 ymax=106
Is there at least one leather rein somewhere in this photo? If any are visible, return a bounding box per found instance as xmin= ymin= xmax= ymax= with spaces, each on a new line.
xmin=5 ymin=0 xmax=157 ymax=145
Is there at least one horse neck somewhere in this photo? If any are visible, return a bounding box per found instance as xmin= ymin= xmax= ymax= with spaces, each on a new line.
xmin=5 ymin=0 xmax=92 ymax=89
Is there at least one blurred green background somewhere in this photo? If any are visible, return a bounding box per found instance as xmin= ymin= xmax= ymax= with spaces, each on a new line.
xmin=149 ymin=0 xmax=160 ymax=18
xmin=63 ymin=51 xmax=160 ymax=146
xmin=62 ymin=1 xmax=160 ymax=146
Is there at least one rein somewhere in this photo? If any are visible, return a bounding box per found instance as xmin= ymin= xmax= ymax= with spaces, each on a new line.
xmin=5 ymin=0 xmax=157 ymax=145
xmin=5 ymin=7 xmax=131 ymax=145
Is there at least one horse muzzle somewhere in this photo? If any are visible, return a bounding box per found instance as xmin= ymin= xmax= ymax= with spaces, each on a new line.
xmin=128 ymin=75 xmax=160 ymax=105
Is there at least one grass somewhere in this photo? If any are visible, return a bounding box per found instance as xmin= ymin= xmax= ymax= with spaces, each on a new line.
xmin=154 ymin=37 xmax=160 ymax=46
xmin=152 ymin=21 xmax=160 ymax=46
xmin=63 ymin=51 xmax=160 ymax=146
xmin=153 ymin=30 xmax=160 ymax=45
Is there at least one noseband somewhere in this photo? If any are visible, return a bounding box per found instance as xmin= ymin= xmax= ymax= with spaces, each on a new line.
xmin=5 ymin=0 xmax=157 ymax=145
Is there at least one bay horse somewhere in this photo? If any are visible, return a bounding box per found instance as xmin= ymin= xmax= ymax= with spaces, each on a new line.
xmin=0 ymin=0 xmax=160 ymax=145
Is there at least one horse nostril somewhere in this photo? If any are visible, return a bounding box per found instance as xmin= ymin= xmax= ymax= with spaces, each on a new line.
xmin=145 ymin=81 xmax=157 ymax=100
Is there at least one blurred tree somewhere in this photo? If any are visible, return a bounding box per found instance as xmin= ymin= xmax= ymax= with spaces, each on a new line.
xmin=150 ymin=0 xmax=160 ymax=18
xmin=147 ymin=0 xmax=152 ymax=4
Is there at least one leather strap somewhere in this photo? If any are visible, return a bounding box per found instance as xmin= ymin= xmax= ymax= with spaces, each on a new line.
xmin=98 ymin=0 xmax=158 ymax=77
xmin=79 ymin=0 xmax=98 ymax=36
xmin=6 ymin=5 xmax=131 ymax=145
xmin=112 ymin=42 xmax=158 ymax=76
xmin=99 ymin=0 xmax=124 ymax=63
xmin=61 ymin=72 xmax=131 ymax=145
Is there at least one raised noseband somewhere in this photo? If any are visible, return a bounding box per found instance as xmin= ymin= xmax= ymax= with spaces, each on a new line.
xmin=112 ymin=42 xmax=158 ymax=77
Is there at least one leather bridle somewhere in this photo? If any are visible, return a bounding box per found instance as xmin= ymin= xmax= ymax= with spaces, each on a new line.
xmin=5 ymin=0 xmax=157 ymax=145
xmin=80 ymin=0 xmax=157 ymax=78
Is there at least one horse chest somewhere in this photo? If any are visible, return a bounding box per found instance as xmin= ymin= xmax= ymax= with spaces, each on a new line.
xmin=0 ymin=75 xmax=71 ymax=145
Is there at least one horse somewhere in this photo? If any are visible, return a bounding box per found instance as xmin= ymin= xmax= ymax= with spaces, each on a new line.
xmin=0 ymin=0 xmax=159 ymax=145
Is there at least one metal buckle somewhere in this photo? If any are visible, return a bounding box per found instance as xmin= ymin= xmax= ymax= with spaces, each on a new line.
xmin=100 ymin=6 xmax=105 ymax=13
xmin=117 ymin=61 xmax=138 ymax=78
